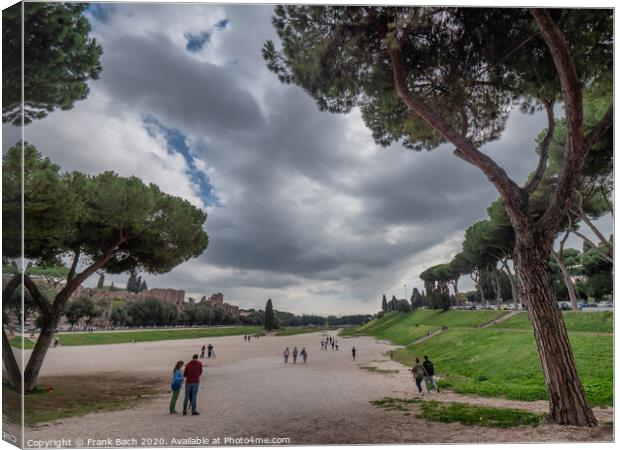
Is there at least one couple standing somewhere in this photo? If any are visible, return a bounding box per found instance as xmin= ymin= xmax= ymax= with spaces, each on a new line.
xmin=170 ymin=354 xmax=203 ymax=415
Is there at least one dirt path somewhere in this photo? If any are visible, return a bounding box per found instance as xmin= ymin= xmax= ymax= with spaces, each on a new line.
xmin=479 ymin=310 xmax=518 ymax=328
xmin=14 ymin=331 xmax=613 ymax=446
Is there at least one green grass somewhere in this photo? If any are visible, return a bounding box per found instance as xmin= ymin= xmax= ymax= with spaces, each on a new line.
xmin=341 ymin=309 xmax=507 ymax=344
xmin=494 ymin=311 xmax=613 ymax=333
xmin=393 ymin=328 xmax=612 ymax=406
xmin=54 ymin=326 xmax=262 ymax=346
xmin=9 ymin=336 xmax=35 ymax=349
xmin=370 ymin=397 xmax=544 ymax=428
xmin=418 ymin=400 xmax=544 ymax=428
xmin=275 ymin=327 xmax=328 ymax=336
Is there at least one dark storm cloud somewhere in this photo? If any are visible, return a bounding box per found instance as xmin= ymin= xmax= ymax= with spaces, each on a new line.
xmin=97 ymin=32 xmax=265 ymax=135
xmin=7 ymin=3 xmax=571 ymax=314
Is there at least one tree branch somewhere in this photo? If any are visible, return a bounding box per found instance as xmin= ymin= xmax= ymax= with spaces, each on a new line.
xmin=67 ymin=249 xmax=80 ymax=283
xmin=524 ymin=100 xmax=555 ymax=195
xmin=22 ymin=275 xmax=53 ymax=317
xmin=388 ymin=45 xmax=527 ymax=225
xmin=571 ymin=191 xmax=611 ymax=249
xmin=58 ymin=236 xmax=127 ymax=309
xmin=531 ymin=9 xmax=586 ymax=238
xmin=584 ymin=104 xmax=613 ymax=152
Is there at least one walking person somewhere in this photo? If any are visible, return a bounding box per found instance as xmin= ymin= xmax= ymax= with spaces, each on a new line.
xmin=207 ymin=343 xmax=214 ymax=359
xmin=301 ymin=347 xmax=308 ymax=364
xmin=423 ymin=355 xmax=439 ymax=393
xmin=321 ymin=340 xmax=324 ymax=350
xmin=352 ymin=346 xmax=356 ymax=361
xmin=283 ymin=347 xmax=290 ymax=364
xmin=410 ymin=358 xmax=428 ymax=396
xmin=293 ymin=347 xmax=298 ymax=364
xmin=169 ymin=360 xmax=184 ymax=414
xmin=200 ymin=345 xmax=206 ymax=359
xmin=183 ymin=354 xmax=203 ymax=415
xmin=331 ymin=340 xmax=335 ymax=350
xmin=335 ymin=341 xmax=339 ymax=351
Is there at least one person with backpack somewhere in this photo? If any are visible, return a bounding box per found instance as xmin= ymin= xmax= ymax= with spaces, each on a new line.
xmin=183 ymin=354 xmax=203 ymax=415
xmin=410 ymin=358 xmax=428 ymax=395
xmin=423 ymin=355 xmax=439 ymax=393
xmin=169 ymin=360 xmax=184 ymax=414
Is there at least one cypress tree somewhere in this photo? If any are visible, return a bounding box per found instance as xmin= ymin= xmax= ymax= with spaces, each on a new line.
xmin=96 ymin=273 xmax=105 ymax=289
xmin=264 ymin=299 xmax=274 ymax=330
xmin=381 ymin=294 xmax=388 ymax=312
xmin=140 ymin=280 xmax=148 ymax=292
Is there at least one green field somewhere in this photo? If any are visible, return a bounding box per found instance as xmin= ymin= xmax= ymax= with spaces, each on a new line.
xmin=275 ymin=327 xmax=329 ymax=336
xmin=393 ymin=328 xmax=612 ymax=406
xmin=341 ymin=310 xmax=507 ymax=344
xmin=9 ymin=336 xmax=35 ymax=349
xmin=52 ymin=326 xmax=262 ymax=346
xmin=493 ymin=311 xmax=613 ymax=333
xmin=346 ymin=310 xmax=613 ymax=406
xmin=371 ymin=397 xmax=544 ymax=428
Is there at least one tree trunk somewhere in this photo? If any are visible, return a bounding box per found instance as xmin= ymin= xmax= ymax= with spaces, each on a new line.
xmin=552 ymin=252 xmax=579 ymax=311
xmin=23 ymin=313 xmax=59 ymax=392
xmin=476 ymin=274 xmax=486 ymax=307
xmin=493 ymin=269 xmax=503 ymax=305
xmin=514 ymin=238 xmax=597 ymax=426
xmin=502 ymin=263 xmax=520 ymax=309
xmin=2 ymin=326 xmax=22 ymax=392
xmin=2 ymin=274 xmax=23 ymax=392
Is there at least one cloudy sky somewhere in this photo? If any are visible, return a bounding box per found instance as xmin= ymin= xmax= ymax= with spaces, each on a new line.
xmin=2 ymin=2 xmax=611 ymax=315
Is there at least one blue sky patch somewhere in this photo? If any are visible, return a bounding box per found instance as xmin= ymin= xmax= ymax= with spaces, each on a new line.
xmin=143 ymin=116 xmax=219 ymax=207
xmin=185 ymin=31 xmax=212 ymax=52
xmin=215 ymin=19 xmax=229 ymax=30
xmin=86 ymin=3 xmax=115 ymax=23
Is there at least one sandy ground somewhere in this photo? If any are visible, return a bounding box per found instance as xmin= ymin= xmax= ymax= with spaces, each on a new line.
xmin=6 ymin=331 xmax=614 ymax=446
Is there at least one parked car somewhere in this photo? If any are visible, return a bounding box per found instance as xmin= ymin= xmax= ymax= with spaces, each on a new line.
xmin=558 ymin=302 xmax=572 ymax=311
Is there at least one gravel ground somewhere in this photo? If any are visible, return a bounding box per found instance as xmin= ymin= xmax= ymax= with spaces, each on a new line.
xmin=7 ymin=331 xmax=613 ymax=446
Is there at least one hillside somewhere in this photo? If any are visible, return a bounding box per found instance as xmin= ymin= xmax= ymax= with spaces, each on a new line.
xmin=343 ymin=309 xmax=613 ymax=406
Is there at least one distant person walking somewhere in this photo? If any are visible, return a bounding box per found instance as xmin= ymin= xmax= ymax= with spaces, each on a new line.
xmin=335 ymin=341 xmax=339 ymax=351
xmin=352 ymin=346 xmax=356 ymax=361
xmin=200 ymin=345 xmax=206 ymax=359
xmin=301 ymin=347 xmax=308 ymax=364
xmin=293 ymin=347 xmax=298 ymax=364
xmin=423 ymin=355 xmax=439 ymax=393
xmin=183 ymin=354 xmax=203 ymax=415
xmin=169 ymin=360 xmax=184 ymax=414
xmin=321 ymin=340 xmax=324 ymax=350
xmin=411 ymin=358 xmax=428 ymax=395
xmin=283 ymin=347 xmax=290 ymax=364
xmin=207 ymin=344 xmax=214 ymax=359
xmin=331 ymin=340 xmax=335 ymax=350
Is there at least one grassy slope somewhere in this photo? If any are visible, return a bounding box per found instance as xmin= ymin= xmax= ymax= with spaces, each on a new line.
xmin=394 ymin=329 xmax=612 ymax=406
xmin=53 ymin=326 xmax=262 ymax=346
xmin=342 ymin=310 xmax=507 ymax=345
xmin=493 ymin=311 xmax=613 ymax=333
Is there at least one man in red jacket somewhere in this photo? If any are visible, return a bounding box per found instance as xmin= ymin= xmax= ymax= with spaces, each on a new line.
xmin=183 ymin=354 xmax=203 ymax=415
